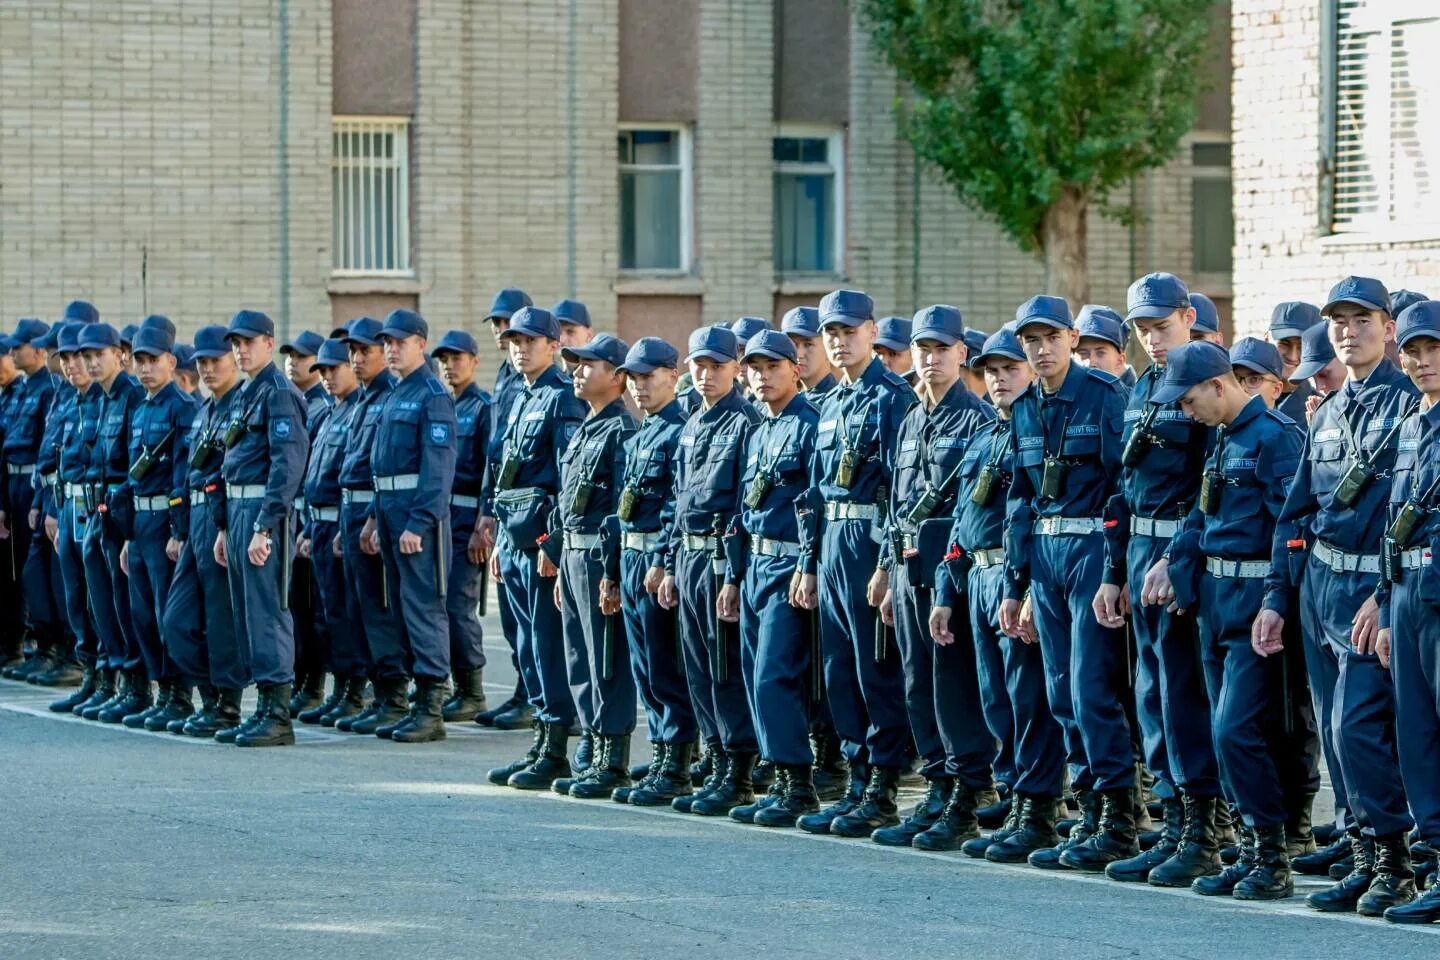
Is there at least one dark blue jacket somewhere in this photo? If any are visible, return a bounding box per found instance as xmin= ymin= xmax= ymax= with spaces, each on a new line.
xmin=219 ymin=362 xmax=309 ymax=532
xmin=370 ymin=364 xmax=458 ymax=535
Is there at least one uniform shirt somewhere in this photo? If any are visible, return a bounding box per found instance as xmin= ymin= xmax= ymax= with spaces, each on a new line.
xmin=934 ymin=416 xmax=1016 ymax=609
xmin=1263 ymin=358 xmax=1419 ymax=615
xmin=739 ymin=392 xmax=819 ymax=554
xmin=125 ymin=380 xmax=196 ymax=501
xmin=1378 ymin=401 xmax=1440 ymax=629
xmin=90 ymin=373 xmax=144 ymax=488
xmin=1 ymin=367 xmax=60 ymax=467
xmin=558 ymin=397 xmax=636 ymax=535
xmin=1003 ymin=359 xmax=1128 ymax=601
xmin=807 ymin=372 xmax=839 ymax=399
xmin=304 ymin=389 xmax=359 ymax=513
xmin=1104 ymin=363 xmax=1213 ymax=585
xmin=669 ymin=385 xmax=763 ymax=575
xmin=219 ymin=362 xmax=309 ymax=533
xmin=55 ymin=383 xmax=104 ymax=506
xmin=302 ymin=381 xmax=332 ymax=439
xmin=617 ymin=399 xmax=687 ymax=572
xmin=884 ymin=380 xmax=994 ymax=551
xmin=33 ymin=382 xmax=75 ymax=516
xmin=185 ymin=386 xmax=242 ymax=495
xmin=811 ymin=359 xmax=915 ymax=510
xmin=370 ymin=363 xmax=458 ymax=535
xmin=1278 ymin=382 xmax=1315 ymax=431
xmin=480 ymin=359 xmax=525 ymax=517
xmin=338 ymin=370 xmax=396 ymax=514
xmin=452 ymin=382 xmax=493 ymax=499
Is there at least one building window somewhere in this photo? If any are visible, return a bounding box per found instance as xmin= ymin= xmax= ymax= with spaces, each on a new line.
xmin=773 ymin=128 xmax=843 ymax=275
xmin=332 ymin=116 xmax=411 ymax=276
xmin=1191 ymin=140 xmax=1233 ymax=275
xmin=618 ymin=127 xmax=691 ymax=272
xmin=1331 ymin=1 xmax=1440 ymax=233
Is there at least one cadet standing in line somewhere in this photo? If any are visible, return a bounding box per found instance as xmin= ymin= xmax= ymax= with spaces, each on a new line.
xmin=873 ymin=316 xmax=916 ymax=384
xmin=798 ymin=290 xmax=917 ymax=837
xmin=364 ymin=309 xmax=458 ymax=743
xmin=555 ymin=299 xmax=596 ymax=357
xmin=161 ymin=326 xmax=248 ymax=737
xmin=610 ymin=337 xmax=700 ymax=808
xmin=0 ymin=341 xmax=23 ymax=671
xmin=1230 ymin=338 xmax=1289 ymax=409
xmin=551 ymin=333 xmax=638 ymax=798
xmin=488 ymin=306 xmax=586 ymax=789
xmin=215 ymin=309 xmax=310 ymax=747
xmin=1267 ymin=302 xmax=1321 ymax=426
xmin=1253 ymin=277 xmax=1418 ymax=916
xmin=1188 ymin=293 xmax=1224 ymax=345
xmin=1290 ymin=321 xmax=1347 ymax=408
xmin=1141 ymin=340 xmax=1305 ymax=901
xmin=1073 ymin=306 xmax=1132 ymax=386
xmin=872 ymin=305 xmax=1000 ymax=849
xmin=959 ymin=329 xmax=993 ymax=402
xmin=999 ymin=295 xmax=1136 ymax=871
xmin=782 ymin=306 xmax=839 ymax=398
xmin=431 ymin=330 xmax=492 ymax=723
xmin=658 ymin=325 xmax=763 ymax=816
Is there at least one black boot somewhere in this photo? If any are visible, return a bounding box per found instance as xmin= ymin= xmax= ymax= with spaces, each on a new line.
xmin=830 ymin=766 xmax=902 ymax=838
xmin=442 ymin=667 xmax=487 ymax=723
xmin=18 ymin=642 xmax=57 ymax=682
xmin=321 ymin=675 xmax=368 ymax=727
xmin=216 ymin=687 xmax=264 ymax=743
xmin=145 ymin=684 xmax=194 ymax=732
xmin=74 ymin=668 xmax=117 ymax=718
xmin=474 ymin=679 xmax=525 ymax=726
xmin=730 ymin=768 xmax=788 ymax=824
xmin=352 ymin=677 xmax=408 ymax=736
xmin=508 ymin=723 xmax=572 ymax=790
xmin=1194 ymin=825 xmax=1258 ymax=896
xmin=1028 ymin=789 xmax=1100 ymax=869
xmin=754 ymin=764 xmax=820 ymax=827
xmin=488 ymin=720 xmax=545 ymax=785
xmin=913 ymin=782 xmax=982 ymax=851
xmin=173 ymin=685 xmax=215 ymax=734
xmin=1306 ymin=830 xmax=1375 ymax=912
xmin=572 ymin=735 xmax=632 ymax=799
xmin=374 ymin=679 xmax=416 ymax=739
xmin=1234 ymin=825 xmax=1294 ymax=900
xmin=872 ymin=777 xmax=953 ymax=847
xmin=674 ymin=747 xmax=727 ymax=813
xmin=390 ymin=678 xmax=448 ymax=743
xmin=236 ymin=683 xmax=296 ymax=747
xmin=691 ymin=752 xmax=756 ymax=817
xmin=290 ymin=672 xmax=325 ymax=714
xmin=1060 ymin=787 xmax=1140 ymax=871
xmin=965 ymin=794 xmax=1027 ymax=858
xmin=1293 ymin=831 xmax=1351 ymax=875
xmin=100 ymin=671 xmax=151 ymax=724
xmin=1107 ymin=795 xmax=1183 ymax=883
xmin=810 ymin=733 xmax=850 ymax=803
xmin=31 ymin=652 xmax=85 ymax=687
xmin=1285 ymin=791 xmax=1318 ymax=857
xmin=1148 ymin=794 xmax=1222 ymax=887
xmin=122 ymin=680 xmax=168 ymax=728
xmin=490 ymin=698 xmax=537 ymax=731
xmin=1385 ymin=881 xmax=1440 ymax=924
xmin=690 ymin=739 xmax=720 ymax=788
xmin=798 ymin=766 xmax=868 ymax=834
xmin=975 ymin=783 xmax=1009 ymax=830
xmin=50 ymin=664 xmax=98 ymax=712
xmin=614 ymin=743 xmax=661 ymax=804
xmin=1357 ymin=833 xmax=1417 ymax=916
xmin=988 ymin=794 xmax=1063 ymax=863
xmin=300 ymin=678 xmax=345 ymax=724
xmin=630 ymin=742 xmax=695 ymax=806
xmin=551 ymin=731 xmax=595 ymax=796
xmin=751 ymin=759 xmax=777 ymax=792
xmin=190 ymin=686 xmax=243 ymax=739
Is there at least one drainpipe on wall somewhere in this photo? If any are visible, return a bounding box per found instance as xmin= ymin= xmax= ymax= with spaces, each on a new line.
xmin=910 ymin=145 xmax=920 ymax=312
xmin=565 ymin=0 xmax=578 ymax=298
xmin=277 ymin=0 xmax=292 ymax=341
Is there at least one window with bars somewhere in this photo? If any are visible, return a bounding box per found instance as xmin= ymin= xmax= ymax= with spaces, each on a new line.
xmin=332 ymin=117 xmax=411 ymax=275
xmin=773 ymin=128 xmax=844 ymax=275
xmin=1331 ymin=1 xmax=1440 ymax=233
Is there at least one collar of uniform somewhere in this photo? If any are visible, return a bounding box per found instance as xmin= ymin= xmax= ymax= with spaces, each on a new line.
xmin=304 ymin=381 xmax=328 ymax=402
xmin=767 ymin=392 xmax=810 ymax=420
xmin=699 ymin=385 xmax=746 ymax=422
xmin=1229 ymin=393 xmax=1267 ymax=433
xmin=811 ymin=372 xmax=838 ymax=394
xmin=532 ymin=365 xmax=567 ymax=391
xmin=398 ymin=364 xmax=435 ymax=390
xmin=146 ymin=379 xmax=183 ymax=404
xmin=857 ymin=356 xmax=888 ymax=389
xmin=1421 ymin=399 xmax=1440 ymax=431
xmin=456 ymin=381 xmax=484 ymax=404
xmin=590 ymin=396 xmax=629 ymax=421
xmin=364 ymin=370 xmax=396 ymax=396
xmin=925 ymin=377 xmax=975 ymax=415
xmin=1346 ymin=357 xmax=1410 ymax=411
xmin=1041 ymin=358 xmax=1089 ymax=404
xmin=104 ymin=371 xmax=140 ymax=398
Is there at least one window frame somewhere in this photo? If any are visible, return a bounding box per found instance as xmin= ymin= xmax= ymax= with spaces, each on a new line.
xmin=617 ymin=123 xmax=693 ymax=275
xmin=772 ymin=123 xmax=846 ymax=279
xmin=331 ymin=115 xmax=412 ymax=278
xmin=1188 ymin=132 xmax=1234 ymax=281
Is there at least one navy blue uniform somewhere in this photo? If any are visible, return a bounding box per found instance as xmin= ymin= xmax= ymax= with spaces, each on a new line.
xmin=370 ymin=364 xmax=458 ymax=682
xmin=302 ymin=389 xmax=359 ymax=678
xmin=54 ymin=384 xmax=102 ymax=666
xmin=1278 ymin=382 xmax=1314 ymax=432
xmin=482 ymin=358 xmax=528 ymax=691
xmin=558 ymin=398 xmax=637 ymax=736
xmin=1005 ymin=360 xmax=1134 ymax=793
xmin=292 ymin=381 xmax=334 ymax=684
xmin=220 ymin=362 xmax=309 ymax=686
xmin=2 ymin=368 xmax=60 ymax=649
xmin=82 ymin=373 xmax=143 ymax=670
xmin=339 ymin=371 xmax=398 ymax=680
xmin=445 ymin=382 xmax=491 ymax=674
xmin=26 ymin=376 xmax=72 ymax=657
xmin=806 ymin=359 xmax=916 ymax=770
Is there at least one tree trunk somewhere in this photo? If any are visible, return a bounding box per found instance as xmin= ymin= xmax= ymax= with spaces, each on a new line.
xmin=1040 ymin=184 xmax=1090 ymax=309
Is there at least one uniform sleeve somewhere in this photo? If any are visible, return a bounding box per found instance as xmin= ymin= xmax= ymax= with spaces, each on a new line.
xmin=406 ymin=388 xmax=459 ymax=535
xmin=1263 ymin=431 xmax=1317 ymax=618
xmin=1003 ymin=421 xmax=1036 ymax=602
xmin=168 ymin=396 xmax=198 ymax=540
xmin=260 ymin=386 xmax=309 ymax=531
xmin=602 ymin=422 xmax=634 ymax=581
xmin=649 ymin=429 xmax=678 ymax=572
xmin=480 ymin=395 xmax=505 ymax=520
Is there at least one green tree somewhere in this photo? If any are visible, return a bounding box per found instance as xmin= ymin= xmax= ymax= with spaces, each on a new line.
xmin=859 ymin=0 xmax=1215 ymax=305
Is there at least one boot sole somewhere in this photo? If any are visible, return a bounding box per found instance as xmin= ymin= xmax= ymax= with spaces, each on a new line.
xmin=235 ymin=735 xmax=296 ymax=747
xmin=390 ymin=732 xmax=447 ymax=743
xmin=1306 ymin=898 xmax=1363 ymax=913
xmin=1233 ymin=885 xmax=1294 ymax=901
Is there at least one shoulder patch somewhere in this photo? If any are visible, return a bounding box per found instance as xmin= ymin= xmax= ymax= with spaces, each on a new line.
xmin=428 ymin=422 xmax=451 ymax=445
xmin=270 ymin=416 xmax=294 ymax=441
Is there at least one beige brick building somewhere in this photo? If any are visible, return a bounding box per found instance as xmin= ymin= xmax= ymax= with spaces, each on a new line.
xmin=1 ymin=0 xmax=1234 ymax=385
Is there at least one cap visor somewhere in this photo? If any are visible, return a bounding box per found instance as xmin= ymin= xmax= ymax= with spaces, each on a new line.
xmin=1125 ymin=303 xmax=1183 ymax=321
xmin=1269 ymin=326 xmax=1305 ymax=341
xmin=1396 ymin=329 xmax=1440 ymax=350
xmin=975 ymin=348 xmax=1027 ymax=366
xmin=1289 ymin=360 xmax=1326 ymax=382
xmin=191 ymin=348 xmax=231 ymax=359
xmin=561 ymin=345 xmax=604 ymax=364
xmin=499 ymin=323 xmax=551 ymax=341
xmin=742 ymin=346 xmax=793 ymax=363
xmin=781 ymin=327 xmax=819 ymax=339
xmin=910 ymin=329 xmax=961 ymax=347
xmin=618 ymin=360 xmax=660 ymax=375
xmin=820 ymin=314 xmax=867 ymax=329
xmin=132 ymin=346 xmax=170 ymax=358
xmin=377 ymin=326 xmax=417 ymax=341
xmin=686 ymin=349 xmax=734 ymax=364
xmin=1231 ymin=359 xmax=1280 ymax=378
xmin=1322 ymin=296 xmax=1386 ymax=316
xmin=309 ymin=360 xmax=341 ymax=372
xmin=1149 ymin=381 xmax=1192 ymax=405
xmin=224 ymin=326 xmax=267 ymax=341
xmin=1078 ymin=334 xmax=1123 ymax=351
xmin=485 ymin=310 xmax=514 ymax=322
xmin=1014 ymin=317 xmax=1070 ymax=335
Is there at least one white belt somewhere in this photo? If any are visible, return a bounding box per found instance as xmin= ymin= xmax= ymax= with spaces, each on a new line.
xmin=712 ymin=558 xmax=727 ymax=575
xmin=750 ymin=536 xmax=800 ymax=558
xmin=191 ymin=489 xmax=209 ymax=506
xmin=310 ymin=506 xmax=339 ymax=522
xmin=226 ymin=483 xmax=266 ymax=500
xmin=64 ymin=482 xmax=87 ymax=499
xmin=1400 ymin=547 xmax=1434 ymax=571
xmin=1036 ymin=516 xmax=1104 ymax=536
xmin=825 ymin=502 xmax=878 ymax=521
xmin=292 ymin=496 xmax=305 ymax=511
xmin=373 ymin=473 xmax=420 ymax=492
xmin=622 ymin=531 xmax=666 ymax=553
xmin=1131 ymin=517 xmax=1179 ymax=538
xmin=1312 ymin=540 xmax=1381 ymax=575
xmin=5 ymin=463 xmax=31 ymax=476
xmin=341 ymin=488 xmax=374 ymax=505
xmin=970 ymin=547 xmax=1006 ymax=569
xmin=565 ymin=531 xmax=601 ymax=550
xmin=134 ymin=495 xmax=171 ymax=512
xmin=1205 ymin=557 xmax=1269 ymax=579
xmin=451 ymin=494 xmax=479 ymax=509
xmin=682 ymin=534 xmax=719 ymax=552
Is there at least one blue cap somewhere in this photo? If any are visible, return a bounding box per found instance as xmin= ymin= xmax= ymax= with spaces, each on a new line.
xmin=500 ymin=306 xmax=561 ymax=342
xmin=192 ymin=325 xmax=232 ymax=359
xmin=962 ymin=328 xmax=988 ymax=368
xmin=974 ymin=328 xmax=1028 ymax=366
xmin=1322 ymin=276 xmax=1390 ymax=316
xmin=10 ymin=318 xmax=50 ymax=346
xmin=1290 ymin=321 xmax=1337 ymax=382
xmin=1395 ymin=301 xmax=1440 ymax=349
xmin=562 ymin=332 xmax=629 ymax=368
xmin=131 ymin=326 xmax=175 ymax=358
xmin=1269 ymin=301 xmax=1320 ymax=341
xmin=56 ymin=323 xmax=86 ymax=355
xmin=486 ymin=287 xmax=533 ymax=321
xmin=910 ymin=305 xmax=964 ymax=347
xmin=1014 ymin=295 xmax=1073 ymax=332
xmin=618 ymin=336 xmax=679 ymax=375
xmin=140 ymin=314 xmax=176 ymax=338
xmin=329 ymin=317 xmax=357 ymax=338
xmin=77 ymin=323 xmax=122 ymax=351
xmin=1126 ymin=272 xmax=1191 ymax=322
xmin=120 ymin=324 xmax=138 ymax=347
xmin=224 ymin=309 xmax=275 ymax=341
xmin=1229 ymin=337 xmax=1283 ymax=379
xmin=1075 ymin=304 xmax=1125 ymax=350
xmin=1390 ymin=289 xmax=1429 ymax=319
xmin=309 ymin=337 xmax=352 ymax=372
xmin=341 ymin=316 xmax=384 ymax=347
xmin=552 ymin=299 xmax=592 ymax=329
xmin=874 ymin=316 xmax=913 ymax=351
xmin=174 ymin=343 xmax=196 ymax=372
xmin=0 ymin=339 xmax=10 ymax=356
xmin=378 ymin=308 xmax=428 ymax=341
xmin=432 ymin=330 xmax=480 ymax=357
xmin=742 ymin=328 xmax=798 ymax=363
xmin=1189 ymin=293 xmax=1220 ymax=335
xmin=780 ymin=306 xmax=822 ymax=339
xmin=1150 ymin=341 xmax=1232 ymax=404
xmin=62 ymin=300 xmax=99 ymax=325
xmin=819 ymin=289 xmax=875 ymax=327
xmin=280 ymin=329 xmax=326 ymax=357
xmin=730 ymin=316 xmax=771 ymax=346
xmin=686 ymin=325 xmax=740 ymax=363
xmin=36 ymin=322 xmax=65 ymax=351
